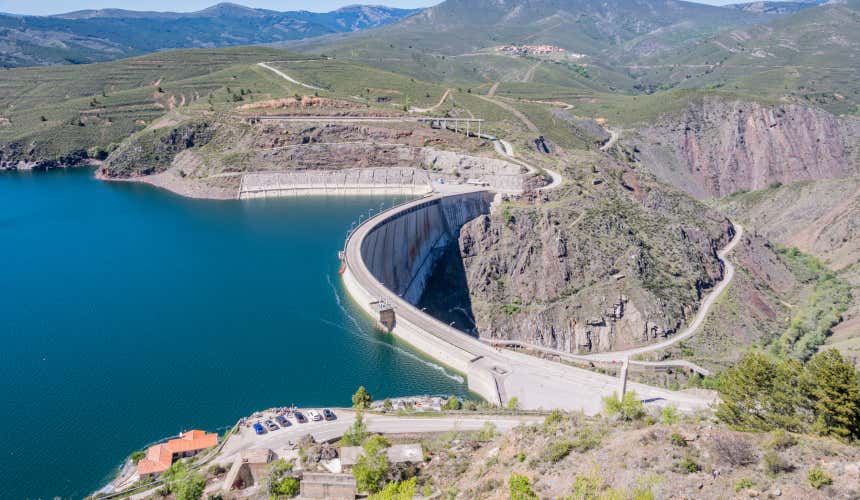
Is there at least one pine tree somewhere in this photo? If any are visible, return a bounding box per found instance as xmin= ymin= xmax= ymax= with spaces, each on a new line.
xmin=802 ymin=349 xmax=860 ymax=441
xmin=715 ymin=353 xmax=804 ymax=431
xmin=352 ymin=386 xmax=372 ymax=409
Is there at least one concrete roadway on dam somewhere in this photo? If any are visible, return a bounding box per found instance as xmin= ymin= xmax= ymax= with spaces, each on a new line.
xmin=342 ymin=191 xmax=717 ymax=414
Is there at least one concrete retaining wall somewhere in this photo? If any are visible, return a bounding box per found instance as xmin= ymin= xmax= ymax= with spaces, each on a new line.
xmin=239 ymin=167 xmax=433 ymax=199
xmin=359 ymin=191 xmax=494 ymax=305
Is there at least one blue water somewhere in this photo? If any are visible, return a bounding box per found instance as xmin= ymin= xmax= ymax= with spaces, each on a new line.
xmin=0 ymin=169 xmax=469 ymax=499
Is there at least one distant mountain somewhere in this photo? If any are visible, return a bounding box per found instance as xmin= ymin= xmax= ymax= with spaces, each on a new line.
xmin=724 ymin=0 xmax=828 ymax=14
xmin=631 ymin=0 xmax=860 ymax=114
xmin=292 ymin=0 xmax=778 ymax=72
xmin=0 ymin=3 xmax=420 ymax=67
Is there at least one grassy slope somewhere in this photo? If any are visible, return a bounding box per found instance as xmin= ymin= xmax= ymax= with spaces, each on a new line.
xmin=0 ymin=47 xmax=321 ymax=159
xmin=632 ymin=1 xmax=860 ymax=115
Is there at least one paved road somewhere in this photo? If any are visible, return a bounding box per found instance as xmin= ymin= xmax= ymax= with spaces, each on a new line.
xmin=216 ymin=409 xmax=540 ymax=465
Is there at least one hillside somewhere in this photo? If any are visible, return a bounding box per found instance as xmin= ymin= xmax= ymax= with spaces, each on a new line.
xmin=289 ymin=0 xmax=774 ymax=85
xmin=631 ymin=0 xmax=860 ymax=115
xmin=0 ymin=3 xmax=418 ymax=67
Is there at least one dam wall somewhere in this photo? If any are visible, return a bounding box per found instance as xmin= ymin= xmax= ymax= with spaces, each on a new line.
xmin=239 ymin=167 xmax=433 ymax=199
xmin=359 ymin=190 xmax=495 ymax=305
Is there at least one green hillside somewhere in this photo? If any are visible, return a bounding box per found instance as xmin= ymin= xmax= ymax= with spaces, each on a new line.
xmin=630 ymin=1 xmax=860 ymax=114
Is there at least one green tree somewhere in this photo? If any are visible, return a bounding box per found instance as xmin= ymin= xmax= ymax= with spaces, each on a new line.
xmin=129 ymin=450 xmax=146 ymax=465
xmin=353 ymin=435 xmax=390 ymax=493
xmin=443 ymin=397 xmax=462 ymax=410
xmin=269 ymin=459 xmax=299 ymax=497
xmin=352 ymin=386 xmax=373 ymax=409
xmin=509 ymin=474 xmax=538 ymax=500
xmin=715 ymin=353 xmax=804 ymax=432
xmin=164 ymin=462 xmax=205 ymax=500
xmin=369 ymin=477 xmax=416 ymax=500
xmin=603 ymin=391 xmax=645 ymax=421
xmin=506 ymin=396 xmax=520 ymax=410
xmin=802 ymin=349 xmax=860 ymax=441
xmin=340 ymin=412 xmax=369 ymax=446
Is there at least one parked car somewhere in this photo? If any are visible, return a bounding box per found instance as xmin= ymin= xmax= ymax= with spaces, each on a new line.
xmin=264 ymin=419 xmax=279 ymax=431
xmin=294 ymin=411 xmax=308 ymax=423
xmin=253 ymin=422 xmax=265 ymax=435
xmin=322 ymin=408 xmax=336 ymax=421
xmin=307 ymin=410 xmax=322 ymax=421
xmin=275 ymin=415 xmax=290 ymax=427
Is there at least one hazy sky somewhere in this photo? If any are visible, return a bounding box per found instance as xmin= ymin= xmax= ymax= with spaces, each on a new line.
xmin=0 ymin=0 xmax=755 ymax=16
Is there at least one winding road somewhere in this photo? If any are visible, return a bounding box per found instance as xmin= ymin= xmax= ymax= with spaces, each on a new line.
xmin=258 ymin=62 xmax=324 ymax=91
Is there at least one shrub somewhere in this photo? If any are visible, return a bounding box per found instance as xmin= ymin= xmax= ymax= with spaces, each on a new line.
xmin=506 ymin=396 xmax=520 ymax=410
xmin=173 ymin=471 xmax=205 ymax=500
xmin=543 ymin=441 xmax=574 ymax=463
xmin=670 ymin=433 xmax=687 ymax=447
xmin=270 ymin=476 xmax=300 ymax=497
xmin=509 ymin=474 xmax=538 ymax=500
xmin=382 ymin=399 xmax=393 ymax=412
xmin=571 ymin=469 xmax=601 ymax=499
xmin=352 ymin=386 xmax=372 ymax=409
xmin=678 ymin=458 xmax=701 ymax=474
xmin=603 ymin=391 xmax=645 ymax=421
xmin=660 ymin=405 xmax=680 ymax=424
xmin=762 ymin=451 xmax=790 ymax=475
xmin=807 ymin=468 xmax=833 ymax=489
xmin=768 ymin=430 xmax=798 ymax=450
xmin=573 ymin=426 xmax=602 ymax=452
xmin=544 ymin=409 xmax=564 ymax=430
xmin=353 ymin=436 xmax=390 ymax=493
xmin=129 ymin=450 xmax=146 ymax=465
xmin=735 ymin=478 xmax=755 ymax=492
xmin=340 ymin=412 xmax=369 ymax=446
xmin=711 ymin=432 xmax=757 ymax=466
xmin=443 ymin=397 xmax=462 ymax=410
xmin=515 ymin=452 xmax=526 ymax=462
xmin=477 ymin=422 xmax=497 ymax=442
xmin=369 ymin=477 xmax=416 ymax=500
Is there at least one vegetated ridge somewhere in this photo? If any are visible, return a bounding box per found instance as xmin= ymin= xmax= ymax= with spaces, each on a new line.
xmin=0 ymin=3 xmax=419 ymax=67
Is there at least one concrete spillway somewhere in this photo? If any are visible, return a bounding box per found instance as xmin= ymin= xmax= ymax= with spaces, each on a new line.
xmin=360 ymin=191 xmax=495 ymax=305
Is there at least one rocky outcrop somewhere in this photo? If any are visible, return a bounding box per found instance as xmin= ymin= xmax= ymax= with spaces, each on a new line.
xmin=457 ymin=160 xmax=734 ymax=354
xmin=101 ymin=121 xmax=215 ymax=178
xmin=633 ymin=96 xmax=860 ymax=198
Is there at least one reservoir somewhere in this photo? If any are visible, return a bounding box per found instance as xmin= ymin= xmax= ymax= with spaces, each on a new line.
xmin=0 ymin=169 xmax=470 ymax=499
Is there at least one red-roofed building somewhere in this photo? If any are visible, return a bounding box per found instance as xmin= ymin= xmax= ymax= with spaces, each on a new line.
xmin=137 ymin=430 xmax=219 ymax=478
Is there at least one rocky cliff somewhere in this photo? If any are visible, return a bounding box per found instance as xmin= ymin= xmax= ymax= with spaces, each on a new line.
xmin=632 ymin=96 xmax=860 ymax=198
xmin=457 ymin=157 xmax=734 ymax=354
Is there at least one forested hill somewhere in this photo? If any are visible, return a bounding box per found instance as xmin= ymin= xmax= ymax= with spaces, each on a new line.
xmin=0 ymin=3 xmax=420 ymax=67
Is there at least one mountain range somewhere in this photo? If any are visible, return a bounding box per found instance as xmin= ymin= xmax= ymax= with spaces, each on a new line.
xmin=0 ymin=3 xmax=419 ymax=66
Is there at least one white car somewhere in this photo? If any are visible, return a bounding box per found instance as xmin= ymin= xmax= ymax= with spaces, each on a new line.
xmin=307 ymin=410 xmax=322 ymax=421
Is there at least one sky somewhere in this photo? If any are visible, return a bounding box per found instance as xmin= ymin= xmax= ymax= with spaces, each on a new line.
xmin=0 ymin=0 xmax=744 ymax=16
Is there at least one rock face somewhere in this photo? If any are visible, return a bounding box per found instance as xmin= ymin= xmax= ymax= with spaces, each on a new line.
xmin=457 ymin=160 xmax=734 ymax=354
xmin=634 ymin=97 xmax=860 ymax=198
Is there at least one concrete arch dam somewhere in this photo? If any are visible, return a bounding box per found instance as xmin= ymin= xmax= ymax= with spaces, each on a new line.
xmin=341 ymin=190 xmax=717 ymax=413
xmin=360 ymin=191 xmax=495 ymax=305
